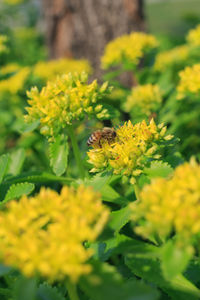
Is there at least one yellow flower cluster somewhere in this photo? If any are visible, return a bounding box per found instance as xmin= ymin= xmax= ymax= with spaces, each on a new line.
xmin=125 ymin=84 xmax=162 ymax=116
xmin=87 ymin=119 xmax=172 ymax=183
xmin=25 ymin=72 xmax=111 ymax=137
xmin=33 ymin=58 xmax=92 ymax=82
xmin=0 ymin=186 xmax=109 ymax=282
xmin=0 ymin=67 xmax=30 ymax=95
xmin=177 ymin=64 xmax=200 ymax=99
xmin=186 ymin=24 xmax=200 ymax=47
xmin=101 ymin=32 xmax=158 ymax=69
xmin=0 ymin=35 xmax=8 ymax=53
xmin=131 ymin=160 xmax=200 ymax=245
xmin=154 ymin=45 xmax=190 ymax=72
xmin=0 ymin=63 xmax=20 ymax=75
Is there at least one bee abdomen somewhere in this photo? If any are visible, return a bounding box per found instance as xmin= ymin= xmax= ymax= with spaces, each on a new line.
xmin=87 ymin=133 xmax=99 ymax=146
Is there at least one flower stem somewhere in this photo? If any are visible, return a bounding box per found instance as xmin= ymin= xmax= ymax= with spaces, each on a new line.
xmin=66 ymin=280 xmax=80 ymax=300
xmin=67 ymin=125 xmax=85 ymax=179
xmin=134 ymin=180 xmax=141 ymax=201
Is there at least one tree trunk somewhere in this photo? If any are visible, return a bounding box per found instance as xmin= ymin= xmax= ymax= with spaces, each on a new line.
xmin=42 ymin=0 xmax=145 ymax=77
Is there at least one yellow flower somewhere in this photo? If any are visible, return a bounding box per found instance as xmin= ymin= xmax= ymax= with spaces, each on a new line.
xmin=33 ymin=58 xmax=92 ymax=82
xmin=154 ymin=45 xmax=190 ymax=72
xmin=130 ymin=160 xmax=200 ymax=245
xmin=177 ymin=64 xmax=200 ymax=99
xmin=0 ymin=186 xmax=109 ymax=282
xmin=0 ymin=67 xmax=30 ymax=95
xmin=125 ymin=84 xmax=162 ymax=116
xmin=186 ymin=24 xmax=200 ymax=47
xmin=0 ymin=63 xmax=20 ymax=75
xmin=101 ymin=32 xmax=158 ymax=69
xmin=87 ymin=119 xmax=172 ymax=183
xmin=0 ymin=35 xmax=8 ymax=53
xmin=25 ymin=72 xmax=111 ymax=137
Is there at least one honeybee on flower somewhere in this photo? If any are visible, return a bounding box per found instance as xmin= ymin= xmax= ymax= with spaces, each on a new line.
xmin=87 ymin=127 xmax=116 ymax=148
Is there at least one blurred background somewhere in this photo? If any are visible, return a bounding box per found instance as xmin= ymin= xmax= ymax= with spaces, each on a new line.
xmin=1 ymin=0 xmax=200 ymax=75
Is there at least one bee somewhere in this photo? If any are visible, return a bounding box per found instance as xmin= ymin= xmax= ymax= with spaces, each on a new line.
xmin=87 ymin=127 xmax=116 ymax=147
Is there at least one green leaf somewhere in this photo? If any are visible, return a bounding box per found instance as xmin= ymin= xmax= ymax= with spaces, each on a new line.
xmin=0 ymin=154 xmax=10 ymax=184
xmin=160 ymin=240 xmax=193 ymax=279
xmin=109 ymin=206 xmax=132 ymax=232
xmin=17 ymin=120 xmax=40 ymax=134
xmin=80 ymin=261 xmax=160 ymax=300
xmin=49 ymin=135 xmax=69 ymax=176
xmin=7 ymin=148 xmax=26 ymax=176
xmin=13 ymin=276 xmax=37 ymax=300
xmin=125 ymin=255 xmax=200 ymax=300
xmin=3 ymin=182 xmax=35 ymax=203
xmin=93 ymin=234 xmax=158 ymax=262
xmin=144 ymin=161 xmax=173 ymax=179
xmin=81 ymin=174 xmax=126 ymax=205
xmin=2 ymin=171 xmax=73 ymax=185
xmin=37 ymin=283 xmax=65 ymax=300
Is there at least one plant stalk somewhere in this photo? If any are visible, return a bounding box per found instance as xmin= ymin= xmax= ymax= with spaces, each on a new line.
xmin=66 ymin=280 xmax=80 ymax=300
xmin=67 ymin=125 xmax=85 ymax=179
xmin=134 ymin=180 xmax=141 ymax=201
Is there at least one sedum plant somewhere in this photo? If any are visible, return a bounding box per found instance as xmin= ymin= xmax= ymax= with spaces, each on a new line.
xmin=87 ymin=119 xmax=173 ymax=184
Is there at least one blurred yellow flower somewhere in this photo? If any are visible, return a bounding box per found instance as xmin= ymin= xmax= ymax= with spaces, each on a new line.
xmin=87 ymin=119 xmax=172 ymax=183
xmin=186 ymin=24 xmax=200 ymax=47
xmin=25 ymin=72 xmax=111 ymax=137
xmin=33 ymin=58 xmax=92 ymax=82
xmin=154 ymin=45 xmax=190 ymax=72
xmin=131 ymin=160 xmax=200 ymax=245
xmin=0 ymin=186 xmax=109 ymax=282
xmin=101 ymin=32 xmax=158 ymax=69
xmin=0 ymin=63 xmax=20 ymax=75
xmin=177 ymin=64 xmax=200 ymax=99
xmin=0 ymin=67 xmax=30 ymax=95
xmin=125 ymin=84 xmax=162 ymax=116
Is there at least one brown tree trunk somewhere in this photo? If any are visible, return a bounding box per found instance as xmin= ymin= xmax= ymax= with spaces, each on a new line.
xmin=42 ymin=0 xmax=145 ymax=77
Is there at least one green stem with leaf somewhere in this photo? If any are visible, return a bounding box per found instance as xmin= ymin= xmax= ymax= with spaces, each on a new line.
xmin=67 ymin=125 xmax=85 ymax=179
xmin=133 ymin=179 xmax=141 ymax=201
xmin=66 ymin=280 xmax=80 ymax=300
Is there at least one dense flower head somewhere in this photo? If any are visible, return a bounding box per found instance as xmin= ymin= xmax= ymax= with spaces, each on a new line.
xmin=101 ymin=32 xmax=158 ymax=69
xmin=33 ymin=58 xmax=92 ymax=82
xmin=25 ymin=72 xmax=112 ymax=137
xmin=177 ymin=64 xmax=200 ymax=99
xmin=0 ymin=35 xmax=8 ymax=53
xmin=0 ymin=67 xmax=30 ymax=95
xmin=154 ymin=45 xmax=190 ymax=72
xmin=186 ymin=24 xmax=200 ymax=47
xmin=131 ymin=160 xmax=200 ymax=246
xmin=125 ymin=84 xmax=162 ymax=116
xmin=87 ymin=119 xmax=173 ymax=183
xmin=0 ymin=185 xmax=109 ymax=282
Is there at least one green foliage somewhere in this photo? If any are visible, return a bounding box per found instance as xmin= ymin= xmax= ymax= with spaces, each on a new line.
xmin=80 ymin=261 xmax=160 ymax=300
xmin=12 ymin=276 xmax=37 ymax=300
xmin=3 ymin=182 xmax=35 ymax=203
xmin=160 ymin=240 xmax=193 ymax=279
xmin=49 ymin=135 xmax=69 ymax=176
xmin=0 ymin=154 xmax=10 ymax=183
xmin=125 ymin=254 xmax=200 ymax=300
xmin=144 ymin=161 xmax=173 ymax=178
xmin=36 ymin=283 xmax=66 ymax=300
